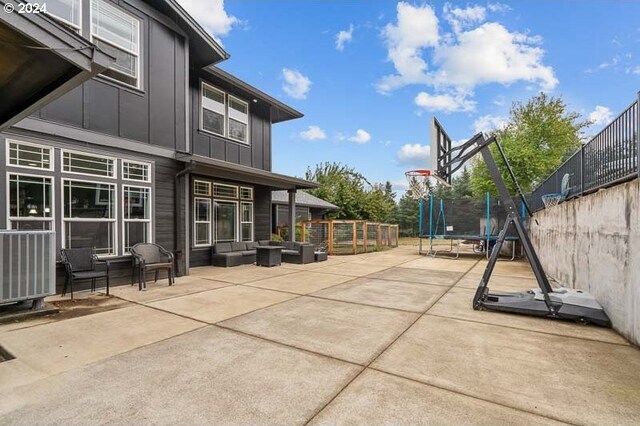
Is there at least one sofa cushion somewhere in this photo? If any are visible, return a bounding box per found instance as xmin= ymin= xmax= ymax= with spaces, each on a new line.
xmin=258 ymin=240 xmax=270 ymax=246
xmin=213 ymin=242 xmax=232 ymax=254
xmin=282 ymin=249 xmax=298 ymax=255
xmin=231 ymin=242 xmax=246 ymax=252
xmin=282 ymin=241 xmax=295 ymax=250
xmin=241 ymin=250 xmax=257 ymax=256
xmin=246 ymin=242 xmax=259 ymax=249
xmin=214 ymin=251 xmax=242 ymax=257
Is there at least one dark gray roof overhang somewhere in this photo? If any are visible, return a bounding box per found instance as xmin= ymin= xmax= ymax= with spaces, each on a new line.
xmin=178 ymin=153 xmax=318 ymax=190
xmin=0 ymin=2 xmax=112 ymax=131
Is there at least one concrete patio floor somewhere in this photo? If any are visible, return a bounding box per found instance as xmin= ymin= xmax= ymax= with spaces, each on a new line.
xmin=0 ymin=246 xmax=639 ymax=425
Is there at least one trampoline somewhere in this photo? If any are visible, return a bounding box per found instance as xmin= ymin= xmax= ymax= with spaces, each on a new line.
xmin=418 ymin=192 xmax=527 ymax=259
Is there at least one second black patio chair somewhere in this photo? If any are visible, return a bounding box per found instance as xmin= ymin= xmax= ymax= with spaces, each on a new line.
xmin=60 ymin=247 xmax=110 ymax=299
xmin=130 ymin=243 xmax=175 ymax=291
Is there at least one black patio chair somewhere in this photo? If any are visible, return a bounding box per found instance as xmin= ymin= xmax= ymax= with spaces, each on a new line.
xmin=60 ymin=247 xmax=110 ymax=299
xmin=130 ymin=243 xmax=175 ymax=291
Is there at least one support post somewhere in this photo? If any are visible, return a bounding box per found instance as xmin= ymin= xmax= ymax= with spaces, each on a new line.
xmin=328 ymin=221 xmax=333 ymax=255
xmin=287 ymin=188 xmax=296 ymax=242
xmin=637 ymin=91 xmax=640 ymax=179
xmin=352 ymin=222 xmax=357 ymax=254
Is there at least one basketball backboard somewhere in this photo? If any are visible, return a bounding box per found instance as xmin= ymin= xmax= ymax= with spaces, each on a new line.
xmin=430 ymin=117 xmax=452 ymax=187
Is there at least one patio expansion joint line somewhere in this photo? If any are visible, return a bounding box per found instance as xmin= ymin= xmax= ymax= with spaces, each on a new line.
xmin=424 ymin=312 xmax=632 ymax=348
xmin=302 ymin=256 xmax=483 ymax=425
xmin=365 ymin=367 xmax=580 ymax=426
xmin=110 ymin=282 xmax=236 ymax=305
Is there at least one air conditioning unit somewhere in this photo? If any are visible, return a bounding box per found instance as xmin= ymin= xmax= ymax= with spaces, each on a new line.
xmin=0 ymin=230 xmax=56 ymax=309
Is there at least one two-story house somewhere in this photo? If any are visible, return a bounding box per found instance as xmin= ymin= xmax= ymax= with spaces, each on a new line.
xmin=0 ymin=0 xmax=315 ymax=290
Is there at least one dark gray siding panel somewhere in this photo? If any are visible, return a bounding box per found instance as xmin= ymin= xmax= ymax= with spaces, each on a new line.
xmin=40 ymin=86 xmax=83 ymax=127
xmin=149 ymin=21 xmax=176 ymax=149
xmin=226 ymin=143 xmax=239 ymax=164
xmin=264 ymin=113 xmax=271 ymax=171
xmin=190 ymin=248 xmax=210 ymax=268
xmin=192 ymin=133 xmax=210 ymax=157
xmin=239 ymin=145 xmax=251 ymax=167
xmin=211 ymin=138 xmax=225 ymax=160
xmin=251 ymin=113 xmax=263 ymax=169
xmin=254 ymin=186 xmax=271 ymax=240
xmin=119 ymin=90 xmax=149 ymax=142
xmin=83 ymin=80 xmax=119 ymax=134
xmin=174 ymin=36 xmax=186 ymax=151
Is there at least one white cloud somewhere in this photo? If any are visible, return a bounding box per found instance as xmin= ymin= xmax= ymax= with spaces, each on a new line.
xmin=282 ymin=68 xmax=312 ymax=100
xmin=396 ymin=143 xmax=431 ymax=166
xmin=585 ymin=56 xmax=619 ymax=74
xmin=336 ymin=25 xmax=354 ymax=51
xmin=588 ymin=106 xmax=614 ymax=127
xmin=433 ymin=23 xmax=558 ymax=91
xmin=414 ymin=91 xmax=476 ymax=113
xmin=487 ymin=3 xmax=512 ymax=13
xmin=627 ymin=66 xmax=640 ymax=75
xmin=473 ymin=114 xmax=508 ymax=134
xmin=347 ymin=129 xmax=371 ymax=144
xmin=377 ymin=2 xmax=439 ymax=93
xmin=377 ymin=5 xmax=557 ymax=102
xmin=299 ymin=126 xmax=326 ymax=141
xmin=177 ymin=0 xmax=238 ymax=42
xmin=444 ymin=3 xmax=486 ymax=34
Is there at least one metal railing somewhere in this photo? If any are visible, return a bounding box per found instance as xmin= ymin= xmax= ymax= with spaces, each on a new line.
xmin=0 ymin=230 xmax=56 ymax=305
xmin=531 ymin=92 xmax=639 ymax=211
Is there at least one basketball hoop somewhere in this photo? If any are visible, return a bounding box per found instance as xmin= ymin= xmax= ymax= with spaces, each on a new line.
xmin=541 ymin=193 xmax=563 ymax=209
xmin=405 ymin=169 xmax=431 ymax=200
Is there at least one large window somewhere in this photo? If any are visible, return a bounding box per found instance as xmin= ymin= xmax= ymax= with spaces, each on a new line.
xmin=91 ymin=0 xmax=141 ymax=88
xmin=194 ymin=198 xmax=211 ymax=246
xmin=63 ymin=180 xmax=116 ymax=255
xmin=200 ymin=82 xmax=250 ymax=144
xmin=192 ymin=179 xmax=253 ymax=246
xmin=46 ymin=0 xmax=82 ymax=31
xmin=123 ymin=186 xmax=151 ymax=253
xmin=8 ymin=174 xmax=53 ymax=230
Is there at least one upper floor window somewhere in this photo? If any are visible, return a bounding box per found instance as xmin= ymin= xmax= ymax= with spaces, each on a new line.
xmin=63 ymin=151 xmax=116 ymax=178
xmin=200 ymin=82 xmax=250 ymax=144
xmin=7 ymin=141 xmax=52 ymax=170
xmin=91 ymin=0 xmax=141 ymax=89
xmin=46 ymin=0 xmax=82 ymax=31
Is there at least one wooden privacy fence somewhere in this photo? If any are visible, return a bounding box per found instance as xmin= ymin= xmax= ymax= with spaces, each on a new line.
xmin=300 ymin=220 xmax=399 ymax=255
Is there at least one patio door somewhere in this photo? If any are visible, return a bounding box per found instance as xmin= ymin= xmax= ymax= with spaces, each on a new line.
xmin=214 ymin=200 xmax=237 ymax=243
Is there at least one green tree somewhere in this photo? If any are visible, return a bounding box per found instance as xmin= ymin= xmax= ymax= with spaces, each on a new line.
xmin=470 ymin=93 xmax=590 ymax=196
xmin=395 ymin=192 xmax=420 ymax=237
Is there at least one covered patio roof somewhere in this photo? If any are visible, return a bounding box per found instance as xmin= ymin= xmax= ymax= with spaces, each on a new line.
xmin=0 ymin=2 xmax=112 ymax=131
xmin=177 ymin=154 xmax=318 ymax=190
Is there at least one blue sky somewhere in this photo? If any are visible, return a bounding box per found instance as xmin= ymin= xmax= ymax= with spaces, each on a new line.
xmin=179 ymin=1 xmax=640 ymax=192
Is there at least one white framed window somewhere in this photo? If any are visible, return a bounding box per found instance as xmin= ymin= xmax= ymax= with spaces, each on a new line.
xmin=240 ymin=202 xmax=253 ymax=242
xmin=214 ymin=200 xmax=237 ymax=243
xmin=240 ymin=186 xmax=253 ymax=200
xmin=228 ymin=96 xmax=249 ymax=144
xmin=123 ymin=186 xmax=151 ymax=253
xmin=7 ymin=141 xmax=53 ymax=170
xmin=63 ymin=179 xmax=117 ymax=255
xmin=201 ymin=83 xmax=225 ymax=136
xmin=45 ymin=0 xmax=82 ymax=31
xmin=194 ymin=197 xmax=211 ymax=246
xmin=91 ymin=0 xmax=141 ymax=89
xmin=213 ymin=182 xmax=238 ymax=198
xmin=122 ymin=160 xmax=150 ymax=182
xmin=7 ymin=174 xmax=54 ymax=230
xmin=193 ymin=180 xmax=211 ymax=196
xmin=62 ymin=150 xmax=115 ymax=178
xmin=200 ymin=82 xmax=250 ymax=144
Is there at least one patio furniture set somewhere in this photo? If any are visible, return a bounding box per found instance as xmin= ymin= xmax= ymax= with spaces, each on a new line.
xmin=60 ymin=240 xmax=327 ymax=298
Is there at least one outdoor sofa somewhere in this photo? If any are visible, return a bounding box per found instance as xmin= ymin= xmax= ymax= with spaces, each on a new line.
xmin=258 ymin=240 xmax=315 ymax=264
xmin=211 ymin=242 xmax=259 ymax=267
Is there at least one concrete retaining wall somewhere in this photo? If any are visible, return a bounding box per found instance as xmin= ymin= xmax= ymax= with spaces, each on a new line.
xmin=530 ymin=179 xmax=640 ymax=346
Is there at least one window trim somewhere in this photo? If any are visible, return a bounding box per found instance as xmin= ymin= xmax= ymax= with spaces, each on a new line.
xmin=240 ymin=186 xmax=254 ymax=200
xmin=212 ymin=182 xmax=239 ymax=199
xmin=6 ymin=172 xmax=55 ymax=230
xmin=213 ymin=199 xmax=239 ymax=244
xmin=45 ymin=0 xmax=82 ymax=32
xmin=199 ymin=81 xmax=251 ymax=145
xmin=62 ymin=178 xmax=118 ymax=256
xmin=227 ymin=95 xmax=249 ymax=144
xmin=122 ymin=160 xmax=151 ymax=183
xmin=62 ymin=149 xmax=117 ymax=179
xmin=6 ymin=140 xmax=54 ymax=171
xmin=193 ymin=179 xmax=212 ymax=196
xmin=122 ymin=185 xmax=153 ymax=254
xmin=193 ymin=197 xmax=212 ymax=247
xmin=90 ymin=0 xmax=142 ymax=90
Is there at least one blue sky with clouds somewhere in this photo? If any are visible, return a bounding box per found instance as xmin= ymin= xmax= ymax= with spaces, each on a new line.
xmin=179 ymin=1 xmax=640 ymax=191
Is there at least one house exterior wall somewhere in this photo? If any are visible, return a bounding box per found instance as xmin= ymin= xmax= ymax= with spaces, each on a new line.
xmin=28 ymin=0 xmax=189 ymax=152
xmin=190 ymin=71 xmax=272 ymax=171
